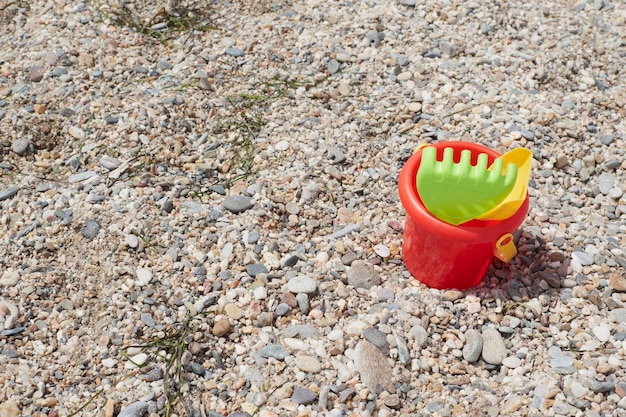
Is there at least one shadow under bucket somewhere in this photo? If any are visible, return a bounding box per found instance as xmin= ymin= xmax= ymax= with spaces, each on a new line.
xmin=398 ymin=142 xmax=530 ymax=290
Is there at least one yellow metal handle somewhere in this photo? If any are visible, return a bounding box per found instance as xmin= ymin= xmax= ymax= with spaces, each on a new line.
xmin=495 ymin=233 xmax=517 ymax=262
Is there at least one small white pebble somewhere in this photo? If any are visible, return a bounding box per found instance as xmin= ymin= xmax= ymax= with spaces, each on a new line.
xmin=593 ymin=325 xmax=611 ymax=342
xmin=374 ymin=244 xmax=391 ymax=258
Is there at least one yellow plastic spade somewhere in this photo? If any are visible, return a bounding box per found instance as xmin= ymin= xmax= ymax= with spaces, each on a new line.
xmin=477 ymin=148 xmax=532 ymax=221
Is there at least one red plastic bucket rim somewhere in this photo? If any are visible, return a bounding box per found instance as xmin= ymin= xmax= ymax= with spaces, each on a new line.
xmin=398 ymin=141 xmax=529 ymax=242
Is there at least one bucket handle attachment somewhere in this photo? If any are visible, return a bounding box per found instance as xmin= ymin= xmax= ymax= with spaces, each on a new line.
xmin=495 ymin=233 xmax=517 ymax=262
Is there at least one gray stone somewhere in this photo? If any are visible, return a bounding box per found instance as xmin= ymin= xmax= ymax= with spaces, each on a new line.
xmin=296 ymin=292 xmax=309 ymax=314
xmin=68 ymin=171 xmax=97 ymax=183
xmin=481 ymin=327 xmax=507 ymax=365
xmin=550 ymin=356 xmax=573 ymax=368
xmin=81 ymin=219 xmax=101 ymax=239
xmin=286 ymin=276 xmax=317 ymax=294
xmin=520 ymin=129 xmax=534 ymax=140
xmin=585 ymin=378 xmax=615 ymax=393
xmin=141 ymin=313 xmax=155 ymax=327
xmin=364 ymin=327 xmax=388 ymax=349
xmin=600 ymin=134 xmax=614 ymax=145
xmin=463 ymin=329 xmax=483 ymax=363
xmin=281 ymin=325 xmax=319 ymax=338
xmin=347 ymin=261 xmax=381 ymax=289
xmin=246 ymin=263 xmax=268 ymax=277
xmin=0 ymin=186 xmax=20 ymax=201
xmin=301 ymin=181 xmax=321 ymax=202
xmin=354 ymin=340 xmax=394 ymax=394
xmin=225 ymin=47 xmax=245 ymax=57
xmin=11 ymin=138 xmax=30 ymax=155
xmin=161 ymin=199 xmax=174 ymax=213
xmin=598 ymin=173 xmax=614 ymax=195
xmin=572 ymin=251 xmax=594 ymax=266
xmin=536 ymin=271 xmax=561 ymax=288
xmin=275 ymin=303 xmax=289 ymax=316
xmin=118 ymin=401 xmax=148 ymax=417
xmin=409 ymin=325 xmax=428 ymax=348
xmin=105 ymin=115 xmax=119 ymax=124
xmin=259 ymin=344 xmax=289 ymax=360
xmin=327 ymin=59 xmax=340 ymax=74
xmin=611 ymin=308 xmax=626 ymax=323
xmin=396 ymin=337 xmax=410 ymax=365
xmin=222 ymin=195 xmax=254 ymax=213
xmin=99 ymin=156 xmax=121 ymax=170
xmin=291 ymin=387 xmax=317 ymax=405
xmin=440 ymin=41 xmax=460 ymax=57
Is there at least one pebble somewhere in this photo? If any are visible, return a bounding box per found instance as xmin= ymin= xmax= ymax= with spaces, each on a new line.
xmin=117 ymin=401 xmax=148 ymax=417
xmin=347 ymin=261 xmax=381 ymax=289
xmin=0 ymin=400 xmax=20 ymax=417
xmin=572 ymin=251 xmax=594 ymax=266
xmin=462 ymin=329 xmax=483 ymax=363
xmin=373 ymin=244 xmax=391 ymax=258
xmin=291 ymin=387 xmax=317 ymax=405
xmin=611 ymin=308 xmax=626 ymax=323
xmin=363 ymin=327 xmax=388 ymax=349
xmin=295 ymin=355 xmax=322 ymax=373
xmin=81 ymin=219 xmax=101 ymax=239
xmin=286 ymin=276 xmax=317 ymax=294
xmin=481 ymin=327 xmax=507 ymax=365
xmin=609 ymin=274 xmax=626 ymax=292
xmin=68 ymin=126 xmax=85 ymax=139
xmin=212 ymin=317 xmax=231 ymax=337
xmin=296 ymin=293 xmax=309 ymax=314
xmin=598 ymin=173 xmax=614 ymax=195
xmin=29 ymin=66 xmax=45 ymax=82
xmin=11 ymin=138 xmax=30 ymax=155
xmin=225 ymin=303 xmax=243 ymax=320
xmin=69 ymin=171 xmax=98 ymax=183
xmin=225 ymin=47 xmax=245 ymax=57
xmin=99 ymin=156 xmax=122 ymax=170
xmin=135 ymin=268 xmax=152 ymax=286
xmin=275 ymin=303 xmax=289 ymax=316
xmin=592 ymin=324 xmax=611 ymax=342
xmin=125 ymin=234 xmax=139 ymax=248
xmin=0 ymin=269 xmax=20 ymax=287
xmin=327 ymin=59 xmax=340 ymax=74
xmin=259 ymin=344 xmax=289 ymax=360
xmin=354 ymin=340 xmax=394 ymax=394
xmin=246 ymin=263 xmax=268 ymax=277
xmin=501 ymin=395 xmax=523 ymax=414
xmin=409 ymin=325 xmax=429 ymax=348
xmin=502 ymin=356 xmax=521 ymax=368
xmin=396 ymin=337 xmax=410 ymax=365
xmin=585 ymin=378 xmax=615 ymax=393
xmin=0 ymin=186 xmax=20 ymax=201
xmin=222 ymin=196 xmax=254 ymax=213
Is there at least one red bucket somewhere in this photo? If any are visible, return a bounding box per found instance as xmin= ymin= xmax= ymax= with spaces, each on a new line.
xmin=398 ymin=142 xmax=529 ymax=289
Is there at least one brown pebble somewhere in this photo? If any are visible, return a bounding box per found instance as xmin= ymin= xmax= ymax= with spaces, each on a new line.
xmin=189 ymin=341 xmax=203 ymax=355
xmin=281 ymin=292 xmax=298 ymax=308
xmin=596 ymin=363 xmax=613 ymax=375
xmin=212 ymin=317 xmax=231 ymax=337
xmin=34 ymin=104 xmax=47 ymax=114
xmin=383 ymin=394 xmax=402 ymax=409
xmin=609 ymin=273 xmax=626 ymax=292
xmin=104 ymin=398 xmax=116 ymax=417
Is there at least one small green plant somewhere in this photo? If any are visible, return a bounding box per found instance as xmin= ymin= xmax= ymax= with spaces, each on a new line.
xmin=124 ymin=312 xmax=213 ymax=417
xmin=92 ymin=0 xmax=216 ymax=44
xmin=218 ymin=77 xmax=301 ymax=187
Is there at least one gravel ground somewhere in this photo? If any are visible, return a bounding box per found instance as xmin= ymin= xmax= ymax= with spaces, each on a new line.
xmin=1 ymin=0 xmax=625 ymax=416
